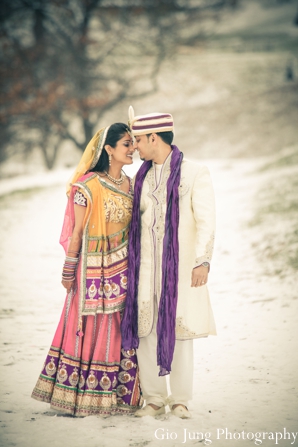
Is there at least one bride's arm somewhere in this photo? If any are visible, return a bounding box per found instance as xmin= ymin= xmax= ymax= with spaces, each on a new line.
xmin=61 ymin=204 xmax=87 ymax=293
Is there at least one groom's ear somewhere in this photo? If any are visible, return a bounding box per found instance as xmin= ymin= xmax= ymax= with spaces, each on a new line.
xmin=151 ymin=133 xmax=157 ymax=144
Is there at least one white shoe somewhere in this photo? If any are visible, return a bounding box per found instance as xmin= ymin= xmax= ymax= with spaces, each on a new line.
xmin=171 ymin=405 xmax=191 ymax=419
xmin=134 ymin=404 xmax=165 ymax=417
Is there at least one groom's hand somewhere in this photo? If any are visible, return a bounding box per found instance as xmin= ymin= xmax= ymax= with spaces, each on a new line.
xmin=191 ymin=265 xmax=208 ymax=287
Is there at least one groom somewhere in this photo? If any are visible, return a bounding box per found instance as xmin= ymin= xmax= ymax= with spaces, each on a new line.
xmin=121 ymin=107 xmax=216 ymax=418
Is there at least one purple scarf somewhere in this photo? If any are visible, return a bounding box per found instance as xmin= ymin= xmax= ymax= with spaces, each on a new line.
xmin=121 ymin=145 xmax=183 ymax=376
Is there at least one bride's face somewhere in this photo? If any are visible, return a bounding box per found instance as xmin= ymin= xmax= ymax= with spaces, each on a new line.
xmin=109 ymin=132 xmax=134 ymax=165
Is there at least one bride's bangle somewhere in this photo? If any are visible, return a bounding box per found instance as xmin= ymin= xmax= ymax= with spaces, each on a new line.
xmin=62 ymin=255 xmax=79 ymax=280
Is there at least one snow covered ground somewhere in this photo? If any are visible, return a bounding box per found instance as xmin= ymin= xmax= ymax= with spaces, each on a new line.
xmin=0 ymin=154 xmax=297 ymax=447
xmin=0 ymin=2 xmax=297 ymax=445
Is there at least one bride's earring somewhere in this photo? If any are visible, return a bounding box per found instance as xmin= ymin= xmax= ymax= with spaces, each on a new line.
xmin=109 ymin=153 xmax=112 ymax=167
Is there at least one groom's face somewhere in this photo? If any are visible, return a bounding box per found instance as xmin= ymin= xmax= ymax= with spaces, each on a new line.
xmin=133 ymin=134 xmax=154 ymax=161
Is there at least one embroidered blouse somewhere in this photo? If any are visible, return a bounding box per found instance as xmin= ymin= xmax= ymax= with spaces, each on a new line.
xmin=70 ymin=173 xmax=133 ymax=317
xmin=74 ymin=190 xmax=87 ymax=207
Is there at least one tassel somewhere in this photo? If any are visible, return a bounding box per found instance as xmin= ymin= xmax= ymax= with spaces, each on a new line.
xmin=76 ymin=318 xmax=84 ymax=337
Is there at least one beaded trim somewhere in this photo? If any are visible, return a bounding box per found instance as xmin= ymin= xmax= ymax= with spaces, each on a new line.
xmin=74 ymin=190 xmax=87 ymax=207
xmin=97 ymin=176 xmax=133 ymax=199
xmin=194 ymin=232 xmax=215 ymax=267
xmin=90 ymin=126 xmax=110 ymax=169
xmin=138 ymin=154 xmax=172 ymax=337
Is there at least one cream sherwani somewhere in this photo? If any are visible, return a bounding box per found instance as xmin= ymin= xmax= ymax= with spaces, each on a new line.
xmin=136 ymin=152 xmax=216 ymax=408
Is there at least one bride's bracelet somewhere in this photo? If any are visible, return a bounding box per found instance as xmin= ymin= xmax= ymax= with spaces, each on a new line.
xmin=62 ymin=255 xmax=79 ymax=281
xmin=65 ymin=255 xmax=79 ymax=262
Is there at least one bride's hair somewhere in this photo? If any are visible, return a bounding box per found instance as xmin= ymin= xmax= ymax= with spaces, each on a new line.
xmin=90 ymin=123 xmax=130 ymax=172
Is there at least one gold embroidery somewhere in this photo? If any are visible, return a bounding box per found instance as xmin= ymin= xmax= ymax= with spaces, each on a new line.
xmin=120 ymin=274 xmax=127 ymax=289
xmin=99 ymin=372 xmax=111 ymax=390
xmin=78 ymin=372 xmax=85 ymax=389
xmin=87 ymin=280 xmax=97 ymax=299
xmin=45 ymin=357 xmax=56 ymax=376
xmin=178 ymin=177 xmax=190 ymax=198
xmin=120 ymin=359 xmax=136 ymax=370
xmin=57 ymin=363 xmax=68 ymax=384
xmin=138 ymin=300 xmax=152 ymax=336
xmin=69 ymin=368 xmax=79 ymax=387
xmin=74 ymin=190 xmax=87 ymax=206
xmin=175 ymin=317 xmax=197 ymax=338
xmin=118 ymin=371 xmax=133 ymax=384
xmin=117 ymin=385 xmax=131 ymax=397
xmin=87 ymin=246 xmax=128 ymax=267
xmin=145 ymin=157 xmax=172 ymax=305
xmin=104 ymin=195 xmax=132 ymax=224
xmin=31 ymin=376 xmax=54 ymax=402
xmin=86 ymin=370 xmax=99 ymax=389
xmin=195 ymin=231 xmax=215 ymax=266
xmin=32 ymin=346 xmax=142 ymax=416
xmin=121 ymin=348 xmax=136 ymax=358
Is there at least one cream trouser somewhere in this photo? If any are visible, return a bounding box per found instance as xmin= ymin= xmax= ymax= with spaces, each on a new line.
xmin=137 ymin=305 xmax=193 ymax=408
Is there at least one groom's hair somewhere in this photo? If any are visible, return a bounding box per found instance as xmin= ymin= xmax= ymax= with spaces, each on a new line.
xmin=146 ymin=131 xmax=174 ymax=145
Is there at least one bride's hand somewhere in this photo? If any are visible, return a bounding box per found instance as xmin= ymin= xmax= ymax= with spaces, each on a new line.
xmin=61 ymin=278 xmax=76 ymax=294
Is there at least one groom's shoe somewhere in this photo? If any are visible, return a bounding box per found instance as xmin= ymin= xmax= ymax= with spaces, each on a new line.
xmin=134 ymin=404 xmax=165 ymax=417
xmin=171 ymin=404 xmax=191 ymax=419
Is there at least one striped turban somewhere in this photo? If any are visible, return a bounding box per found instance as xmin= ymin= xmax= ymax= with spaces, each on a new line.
xmin=128 ymin=106 xmax=174 ymax=136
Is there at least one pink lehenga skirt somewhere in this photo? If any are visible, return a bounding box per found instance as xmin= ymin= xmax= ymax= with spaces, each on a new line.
xmin=31 ymin=287 xmax=142 ymax=417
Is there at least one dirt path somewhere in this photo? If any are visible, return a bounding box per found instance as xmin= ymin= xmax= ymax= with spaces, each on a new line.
xmin=0 ymin=159 xmax=297 ymax=447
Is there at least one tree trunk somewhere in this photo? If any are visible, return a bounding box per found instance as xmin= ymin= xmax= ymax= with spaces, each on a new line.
xmin=41 ymin=143 xmax=60 ymax=170
xmin=33 ymin=7 xmax=45 ymax=44
xmin=82 ymin=119 xmax=94 ymax=151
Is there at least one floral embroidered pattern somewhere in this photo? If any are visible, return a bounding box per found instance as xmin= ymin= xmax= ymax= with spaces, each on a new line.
xmin=118 ymin=371 xmax=133 ymax=384
xmin=195 ymin=231 xmax=215 ymax=267
xmin=32 ymin=337 xmax=143 ymax=416
xmin=74 ymin=190 xmax=87 ymax=207
xmin=138 ymin=300 xmax=152 ymax=337
xmin=99 ymin=373 xmax=111 ymax=390
xmin=57 ymin=363 xmax=68 ymax=383
xmin=175 ymin=317 xmax=197 ymax=339
xmin=117 ymin=385 xmax=131 ymax=397
xmin=121 ymin=348 xmax=136 ymax=358
xmin=178 ymin=177 xmax=190 ymax=198
xmin=145 ymin=157 xmax=171 ymax=306
xmin=104 ymin=195 xmax=132 ymax=224
xmin=69 ymin=368 xmax=79 ymax=387
xmin=87 ymin=370 xmax=99 ymax=389
xmin=45 ymin=357 xmax=57 ymax=376
xmin=120 ymin=358 xmax=136 ymax=371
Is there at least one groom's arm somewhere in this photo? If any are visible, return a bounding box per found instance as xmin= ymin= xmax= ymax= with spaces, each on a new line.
xmin=191 ymin=166 xmax=216 ymax=287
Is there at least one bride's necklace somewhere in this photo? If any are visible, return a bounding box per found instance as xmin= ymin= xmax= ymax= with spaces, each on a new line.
xmin=103 ymin=169 xmax=125 ymax=186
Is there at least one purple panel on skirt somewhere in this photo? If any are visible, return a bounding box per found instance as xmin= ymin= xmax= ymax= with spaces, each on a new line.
xmin=41 ymin=349 xmax=139 ymax=406
xmin=86 ymin=270 xmax=128 ymax=301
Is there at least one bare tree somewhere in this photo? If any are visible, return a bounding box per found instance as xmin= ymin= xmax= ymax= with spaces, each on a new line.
xmin=0 ymin=0 xmax=235 ymax=169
